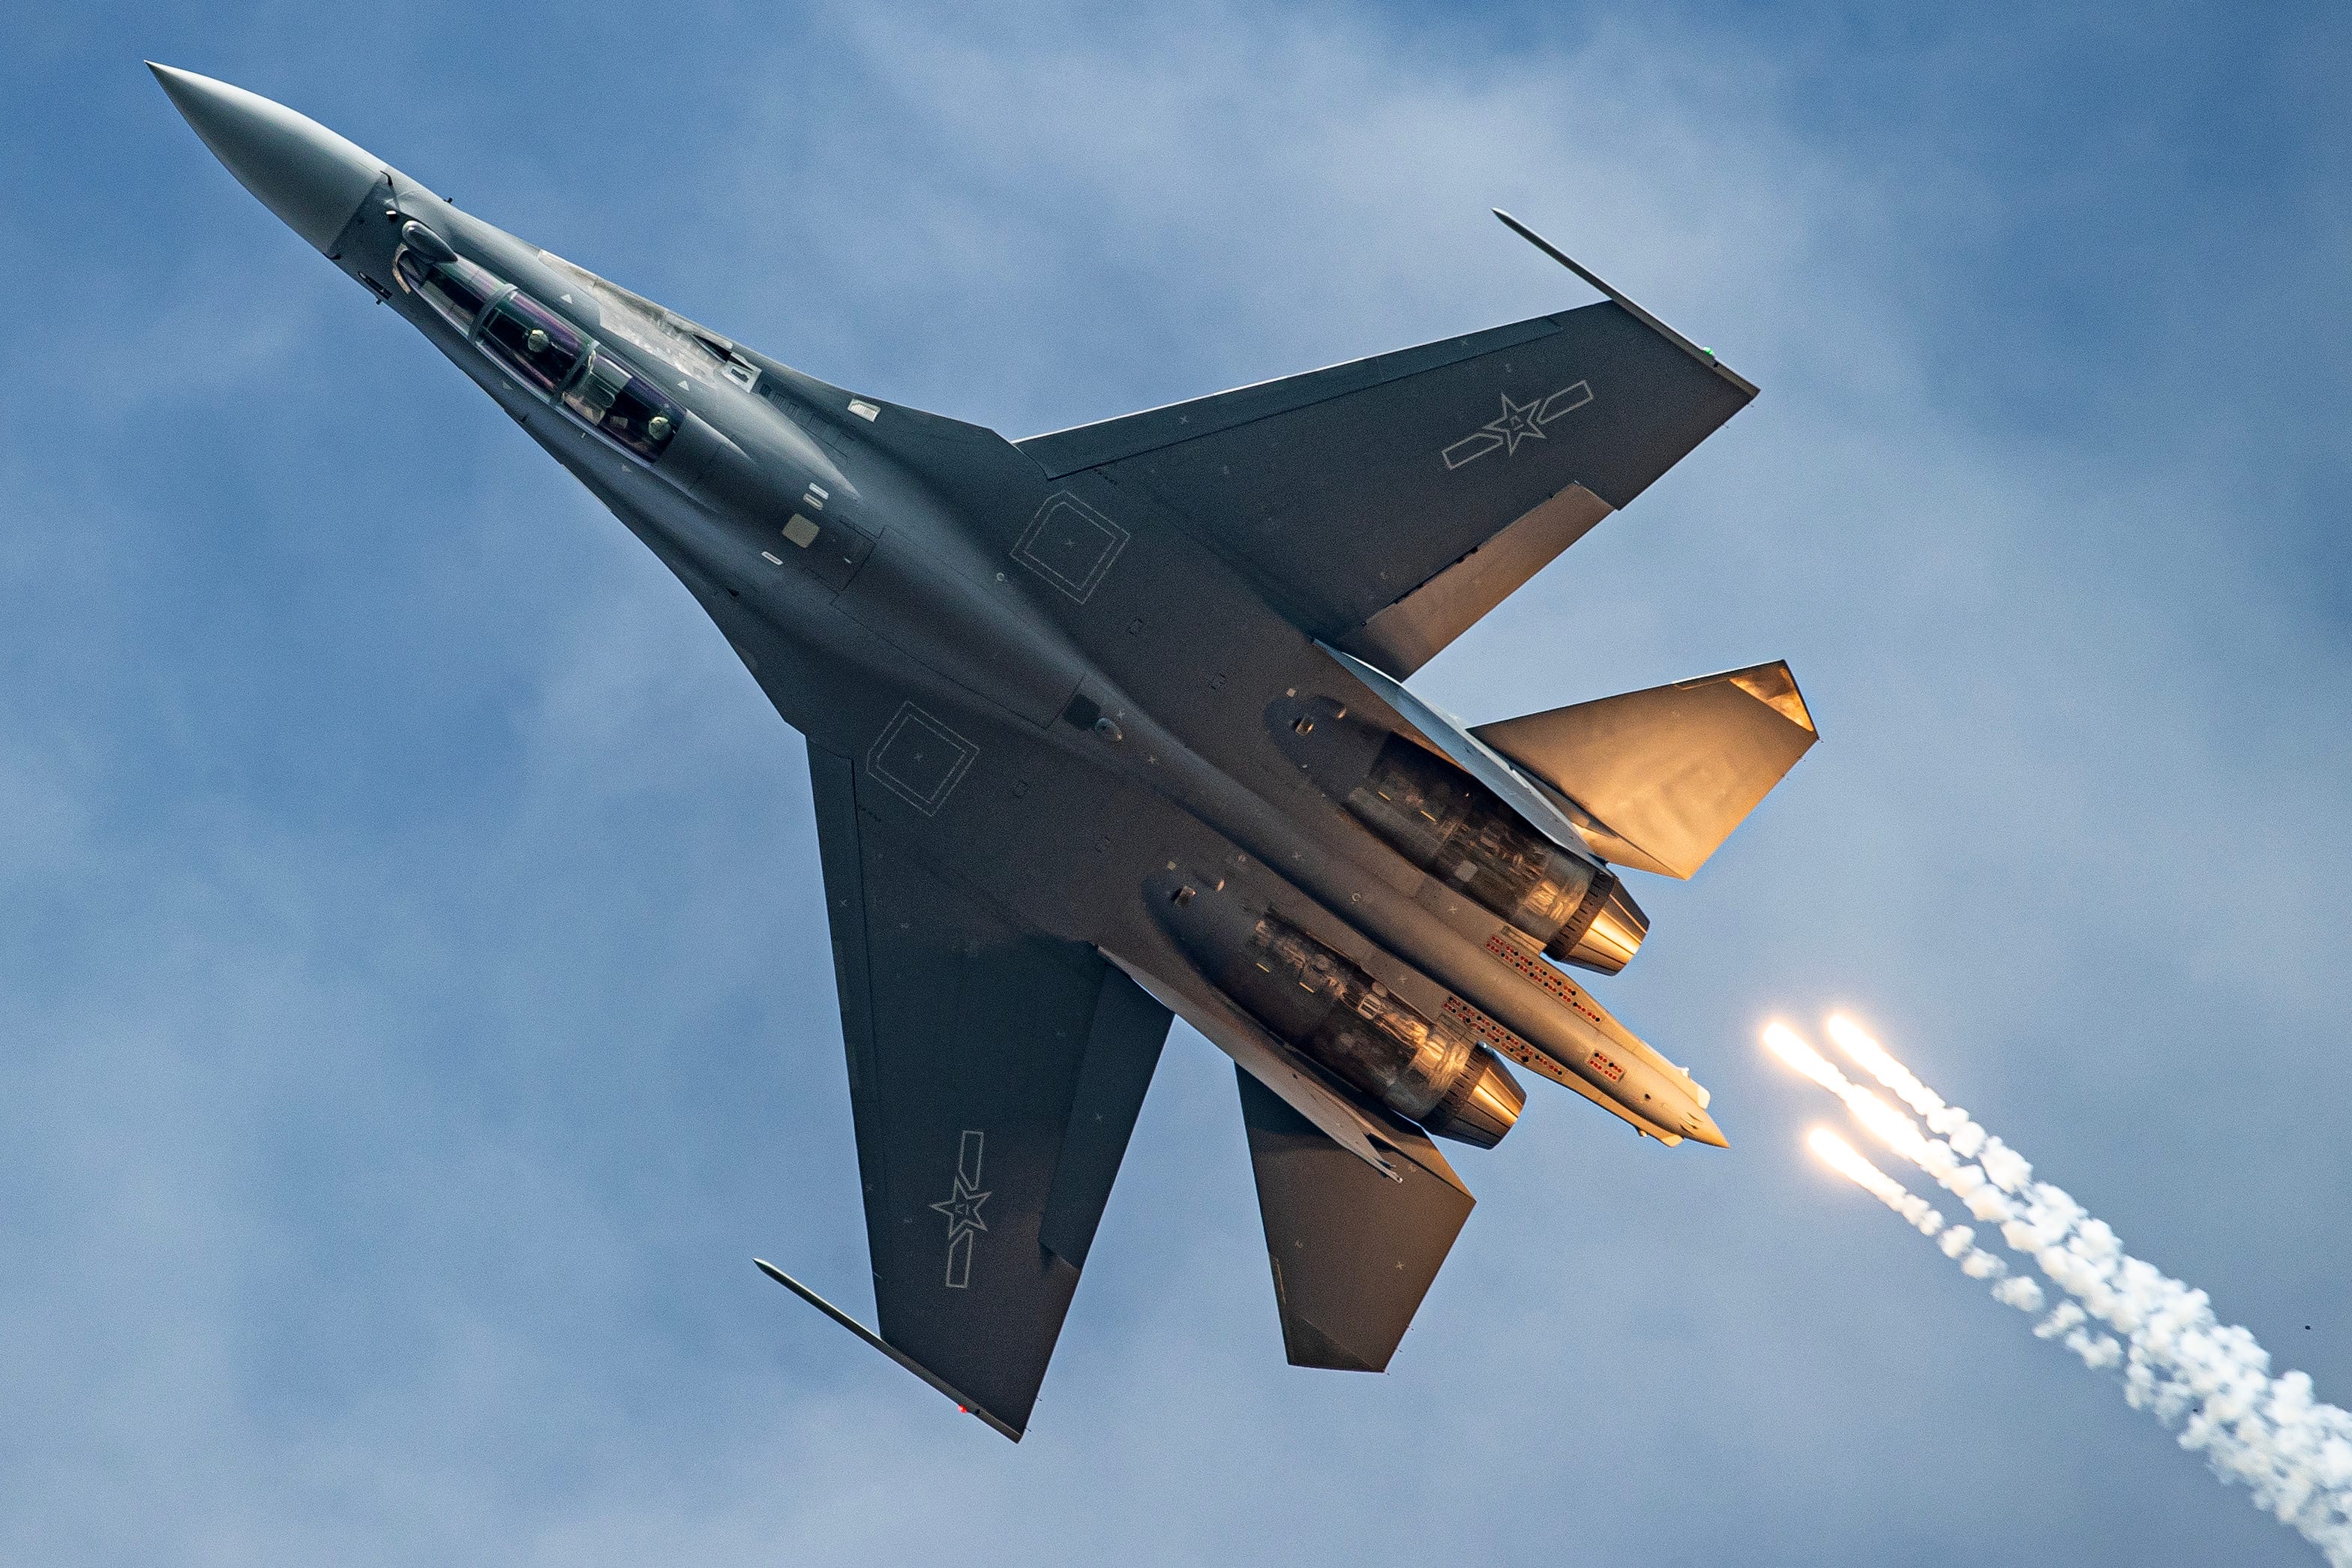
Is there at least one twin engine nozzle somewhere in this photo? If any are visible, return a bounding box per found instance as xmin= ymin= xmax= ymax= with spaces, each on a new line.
xmin=1152 ymin=873 xmax=1526 ymax=1148
xmin=1269 ymin=695 xmax=1648 ymax=973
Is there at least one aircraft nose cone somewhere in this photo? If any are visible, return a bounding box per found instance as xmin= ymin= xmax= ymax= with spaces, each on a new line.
xmin=1684 ymin=1108 xmax=1729 ymax=1149
xmin=148 ymin=64 xmax=383 ymax=253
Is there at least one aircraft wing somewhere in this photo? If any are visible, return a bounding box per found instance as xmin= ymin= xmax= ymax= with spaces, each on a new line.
xmin=799 ymin=745 xmax=1174 ymax=1441
xmin=1016 ymin=297 xmax=1753 ymax=676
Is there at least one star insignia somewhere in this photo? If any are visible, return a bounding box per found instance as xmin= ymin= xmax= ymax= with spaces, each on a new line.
xmin=1484 ymin=391 xmax=1546 ymax=454
xmin=930 ymin=1175 xmax=992 ymax=1240
xmin=1440 ymin=380 xmax=1591 ymax=470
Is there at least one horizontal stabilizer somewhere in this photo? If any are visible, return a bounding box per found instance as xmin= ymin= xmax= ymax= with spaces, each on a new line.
xmin=1472 ymin=661 xmax=1816 ymax=880
xmin=1237 ymin=1068 xmax=1474 ymax=1373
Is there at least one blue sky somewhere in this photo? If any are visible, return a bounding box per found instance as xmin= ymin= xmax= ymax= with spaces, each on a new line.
xmin=4 ymin=2 xmax=2350 ymax=1563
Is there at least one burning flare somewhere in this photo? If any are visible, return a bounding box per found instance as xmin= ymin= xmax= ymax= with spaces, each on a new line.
xmin=1763 ymin=1024 xmax=1930 ymax=1162
xmin=1804 ymin=1127 xmax=2036 ymax=1300
xmin=1767 ymin=1015 xmax=2352 ymax=1565
xmin=1807 ymin=1126 xmax=1909 ymax=1207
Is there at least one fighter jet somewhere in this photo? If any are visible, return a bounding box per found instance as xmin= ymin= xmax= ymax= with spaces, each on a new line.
xmin=154 ymin=64 xmax=1816 ymax=1441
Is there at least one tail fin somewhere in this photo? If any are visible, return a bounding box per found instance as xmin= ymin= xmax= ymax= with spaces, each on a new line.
xmin=1472 ymin=662 xmax=1816 ymax=880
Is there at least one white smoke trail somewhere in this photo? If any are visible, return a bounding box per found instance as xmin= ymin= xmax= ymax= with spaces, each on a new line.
xmin=1768 ymin=1015 xmax=2352 ymax=1565
xmin=1805 ymin=1127 xmax=2046 ymax=1313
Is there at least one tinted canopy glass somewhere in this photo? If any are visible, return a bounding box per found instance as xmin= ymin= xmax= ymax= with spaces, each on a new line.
xmin=478 ymin=292 xmax=586 ymax=394
xmin=562 ymin=348 xmax=680 ymax=460
xmin=395 ymin=250 xmax=502 ymax=334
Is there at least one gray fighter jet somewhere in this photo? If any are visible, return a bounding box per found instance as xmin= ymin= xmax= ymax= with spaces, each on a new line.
xmin=154 ymin=64 xmax=1816 ymax=1441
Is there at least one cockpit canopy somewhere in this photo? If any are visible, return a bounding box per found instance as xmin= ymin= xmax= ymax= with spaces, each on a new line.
xmin=399 ymin=250 xmax=500 ymax=336
xmin=561 ymin=348 xmax=676 ymax=458
xmin=477 ymin=290 xmax=584 ymax=394
xmin=394 ymin=241 xmax=680 ymax=461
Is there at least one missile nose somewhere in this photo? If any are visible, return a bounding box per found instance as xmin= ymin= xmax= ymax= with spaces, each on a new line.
xmin=148 ymin=64 xmax=383 ymax=253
